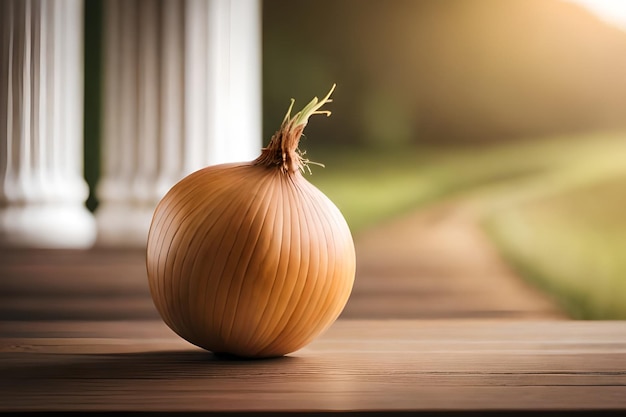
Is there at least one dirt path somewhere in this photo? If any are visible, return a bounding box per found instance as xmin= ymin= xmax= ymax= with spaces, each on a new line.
xmin=341 ymin=198 xmax=566 ymax=320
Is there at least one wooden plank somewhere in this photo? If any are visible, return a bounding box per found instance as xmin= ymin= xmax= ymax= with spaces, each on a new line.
xmin=0 ymin=248 xmax=159 ymax=320
xmin=1 ymin=320 xmax=625 ymax=413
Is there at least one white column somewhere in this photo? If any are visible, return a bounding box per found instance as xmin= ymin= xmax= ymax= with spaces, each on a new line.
xmin=0 ymin=0 xmax=96 ymax=248
xmin=96 ymin=0 xmax=261 ymax=247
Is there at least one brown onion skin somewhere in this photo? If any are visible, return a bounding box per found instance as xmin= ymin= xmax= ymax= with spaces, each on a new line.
xmin=146 ymin=162 xmax=355 ymax=358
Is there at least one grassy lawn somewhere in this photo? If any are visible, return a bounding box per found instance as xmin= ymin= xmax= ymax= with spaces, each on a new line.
xmin=304 ymin=131 xmax=626 ymax=319
xmin=306 ymin=138 xmax=563 ymax=234
xmin=484 ymin=174 xmax=626 ymax=319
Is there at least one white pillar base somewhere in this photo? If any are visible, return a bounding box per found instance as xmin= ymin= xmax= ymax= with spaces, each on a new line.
xmin=0 ymin=204 xmax=96 ymax=248
xmin=95 ymin=203 xmax=152 ymax=248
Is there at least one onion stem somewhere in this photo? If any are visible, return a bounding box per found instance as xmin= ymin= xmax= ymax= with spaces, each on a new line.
xmin=291 ymin=83 xmax=335 ymax=128
xmin=255 ymin=84 xmax=336 ymax=174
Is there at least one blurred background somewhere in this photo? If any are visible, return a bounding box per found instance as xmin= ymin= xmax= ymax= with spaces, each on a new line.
xmin=262 ymin=0 xmax=626 ymax=320
xmin=80 ymin=0 xmax=626 ymax=320
xmin=5 ymin=0 xmax=625 ymax=321
xmin=262 ymin=0 xmax=626 ymax=146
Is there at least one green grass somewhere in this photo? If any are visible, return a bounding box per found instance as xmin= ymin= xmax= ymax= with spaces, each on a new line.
xmin=306 ymin=132 xmax=626 ymax=234
xmin=484 ymin=175 xmax=626 ymax=319
xmin=302 ymin=131 xmax=626 ymax=319
xmin=306 ymin=139 xmax=563 ymax=234
xmin=476 ymin=132 xmax=626 ymax=319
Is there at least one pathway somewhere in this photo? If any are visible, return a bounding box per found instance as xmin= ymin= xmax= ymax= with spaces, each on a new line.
xmin=343 ymin=198 xmax=566 ymax=319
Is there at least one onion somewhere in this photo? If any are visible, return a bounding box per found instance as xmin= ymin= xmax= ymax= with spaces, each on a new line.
xmin=146 ymin=85 xmax=355 ymax=358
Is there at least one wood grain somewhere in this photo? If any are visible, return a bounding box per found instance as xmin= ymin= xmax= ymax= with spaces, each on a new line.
xmin=1 ymin=319 xmax=625 ymax=413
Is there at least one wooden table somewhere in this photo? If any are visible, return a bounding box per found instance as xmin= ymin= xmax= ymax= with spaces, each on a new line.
xmin=0 ymin=248 xmax=625 ymax=414
xmin=2 ymin=319 xmax=626 ymax=414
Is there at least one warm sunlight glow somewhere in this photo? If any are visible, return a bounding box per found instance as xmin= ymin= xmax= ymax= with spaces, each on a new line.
xmin=565 ymin=0 xmax=626 ymax=30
